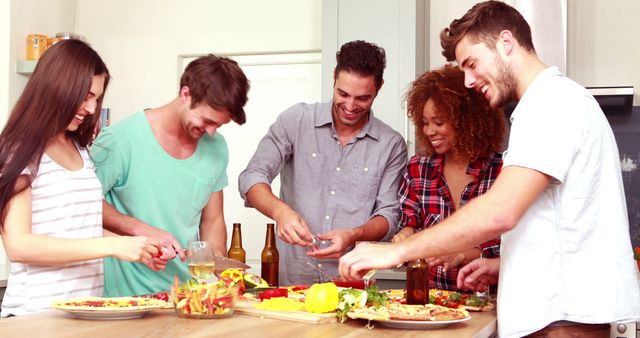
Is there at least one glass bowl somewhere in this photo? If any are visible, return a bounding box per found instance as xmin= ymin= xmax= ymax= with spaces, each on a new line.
xmin=172 ymin=280 xmax=239 ymax=319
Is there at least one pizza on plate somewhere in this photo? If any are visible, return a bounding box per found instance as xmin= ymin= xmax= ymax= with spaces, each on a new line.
xmin=347 ymin=302 xmax=469 ymax=322
xmin=52 ymin=296 xmax=169 ymax=311
xmin=429 ymin=289 xmax=496 ymax=312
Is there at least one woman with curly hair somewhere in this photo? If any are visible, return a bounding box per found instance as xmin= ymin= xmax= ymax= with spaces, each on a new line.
xmin=392 ymin=64 xmax=506 ymax=291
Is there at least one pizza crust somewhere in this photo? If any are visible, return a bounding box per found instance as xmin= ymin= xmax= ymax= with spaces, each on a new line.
xmin=52 ymin=296 xmax=169 ymax=311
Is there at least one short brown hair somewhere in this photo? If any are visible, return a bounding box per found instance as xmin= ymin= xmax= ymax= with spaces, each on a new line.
xmin=406 ymin=64 xmax=506 ymax=159
xmin=440 ymin=0 xmax=535 ymax=62
xmin=334 ymin=40 xmax=386 ymax=89
xmin=180 ymin=55 xmax=249 ymax=125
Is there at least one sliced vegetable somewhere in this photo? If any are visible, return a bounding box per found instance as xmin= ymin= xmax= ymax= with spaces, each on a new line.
xmin=255 ymin=297 xmax=305 ymax=312
xmin=258 ymin=288 xmax=288 ymax=301
xmin=336 ymin=286 xmax=388 ymax=323
xmin=244 ymin=273 xmax=269 ymax=288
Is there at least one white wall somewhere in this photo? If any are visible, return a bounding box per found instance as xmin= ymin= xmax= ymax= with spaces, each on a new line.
xmin=429 ymin=0 xmax=639 ymax=104
xmin=8 ymin=0 xmax=76 ymax=122
xmin=74 ymin=0 xmax=323 ymax=265
xmin=75 ymin=0 xmax=322 ymax=123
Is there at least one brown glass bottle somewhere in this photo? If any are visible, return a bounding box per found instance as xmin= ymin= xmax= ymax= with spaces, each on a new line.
xmin=261 ymin=223 xmax=279 ymax=286
xmin=406 ymin=259 xmax=429 ymax=305
xmin=227 ymin=223 xmax=246 ymax=263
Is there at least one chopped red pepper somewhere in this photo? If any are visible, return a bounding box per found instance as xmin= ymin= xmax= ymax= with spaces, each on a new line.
xmin=258 ymin=288 xmax=288 ymax=301
xmin=291 ymin=285 xmax=310 ymax=292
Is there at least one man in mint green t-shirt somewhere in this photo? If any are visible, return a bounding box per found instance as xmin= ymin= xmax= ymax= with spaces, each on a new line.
xmin=91 ymin=55 xmax=250 ymax=296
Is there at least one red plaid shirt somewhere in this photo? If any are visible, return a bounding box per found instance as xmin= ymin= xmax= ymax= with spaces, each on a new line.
xmin=398 ymin=152 xmax=503 ymax=291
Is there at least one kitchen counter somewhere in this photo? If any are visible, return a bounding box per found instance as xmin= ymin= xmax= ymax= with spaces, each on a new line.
xmin=0 ymin=308 xmax=497 ymax=338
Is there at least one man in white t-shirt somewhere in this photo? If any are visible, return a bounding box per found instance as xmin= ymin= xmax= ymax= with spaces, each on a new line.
xmin=338 ymin=1 xmax=640 ymax=337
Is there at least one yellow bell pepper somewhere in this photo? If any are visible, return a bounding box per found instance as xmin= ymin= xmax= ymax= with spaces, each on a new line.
xmin=304 ymin=282 xmax=339 ymax=313
xmin=220 ymin=269 xmax=244 ymax=283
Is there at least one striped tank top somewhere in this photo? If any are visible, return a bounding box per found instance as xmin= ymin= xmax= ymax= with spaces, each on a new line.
xmin=1 ymin=145 xmax=103 ymax=317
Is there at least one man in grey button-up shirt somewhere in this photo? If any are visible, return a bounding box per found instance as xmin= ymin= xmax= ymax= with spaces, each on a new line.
xmin=238 ymin=40 xmax=408 ymax=285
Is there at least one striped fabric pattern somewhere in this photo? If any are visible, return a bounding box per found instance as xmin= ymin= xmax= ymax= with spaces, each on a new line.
xmin=1 ymin=146 xmax=104 ymax=317
xmin=397 ymin=152 xmax=503 ymax=291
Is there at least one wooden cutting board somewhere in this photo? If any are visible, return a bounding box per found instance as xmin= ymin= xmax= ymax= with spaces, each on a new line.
xmin=234 ymin=301 xmax=337 ymax=324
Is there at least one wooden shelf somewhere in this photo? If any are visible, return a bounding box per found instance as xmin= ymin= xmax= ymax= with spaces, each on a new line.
xmin=16 ymin=59 xmax=37 ymax=75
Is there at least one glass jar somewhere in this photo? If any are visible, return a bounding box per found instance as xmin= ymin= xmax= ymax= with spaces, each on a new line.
xmin=26 ymin=34 xmax=48 ymax=60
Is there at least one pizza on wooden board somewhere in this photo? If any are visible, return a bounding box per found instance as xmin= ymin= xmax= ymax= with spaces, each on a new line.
xmin=52 ymin=296 xmax=169 ymax=311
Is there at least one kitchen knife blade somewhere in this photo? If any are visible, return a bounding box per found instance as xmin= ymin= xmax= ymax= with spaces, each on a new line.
xmin=213 ymin=255 xmax=251 ymax=271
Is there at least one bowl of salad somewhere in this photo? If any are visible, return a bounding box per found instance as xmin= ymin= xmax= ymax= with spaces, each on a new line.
xmin=171 ymin=277 xmax=239 ymax=319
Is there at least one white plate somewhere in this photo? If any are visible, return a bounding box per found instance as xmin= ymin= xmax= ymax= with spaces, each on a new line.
xmin=376 ymin=316 xmax=471 ymax=329
xmin=55 ymin=307 xmax=160 ymax=320
xmin=51 ymin=297 xmax=167 ymax=320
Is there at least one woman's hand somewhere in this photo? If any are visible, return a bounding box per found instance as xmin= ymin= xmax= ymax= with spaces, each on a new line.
xmin=110 ymin=236 xmax=167 ymax=271
xmin=456 ymin=257 xmax=500 ymax=292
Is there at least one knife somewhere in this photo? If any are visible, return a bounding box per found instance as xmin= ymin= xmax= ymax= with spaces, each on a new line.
xmin=213 ymin=255 xmax=251 ymax=271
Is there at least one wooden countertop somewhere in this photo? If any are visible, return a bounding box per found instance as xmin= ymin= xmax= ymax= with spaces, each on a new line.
xmin=0 ymin=308 xmax=496 ymax=338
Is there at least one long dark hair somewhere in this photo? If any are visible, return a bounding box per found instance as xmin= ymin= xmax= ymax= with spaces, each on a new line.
xmin=0 ymin=39 xmax=110 ymax=228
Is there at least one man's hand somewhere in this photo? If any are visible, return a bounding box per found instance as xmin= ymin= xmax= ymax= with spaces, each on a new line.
xmin=273 ymin=208 xmax=314 ymax=247
xmin=428 ymin=253 xmax=467 ymax=272
xmin=135 ymin=224 xmax=186 ymax=262
xmin=392 ymin=227 xmax=415 ymax=243
xmin=428 ymin=248 xmax=481 ymax=272
xmin=306 ymin=228 xmax=357 ymax=259
xmin=456 ymin=257 xmax=500 ymax=292
xmin=338 ymin=242 xmax=403 ymax=280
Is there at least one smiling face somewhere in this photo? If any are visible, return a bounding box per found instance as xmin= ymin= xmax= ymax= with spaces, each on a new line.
xmin=178 ymin=86 xmax=232 ymax=141
xmin=422 ymin=98 xmax=457 ymax=155
xmin=332 ymin=71 xmax=379 ymax=132
xmin=67 ymin=74 xmax=105 ymax=132
xmin=455 ymin=36 xmax=517 ymax=109
xmin=182 ymin=103 xmax=232 ymax=141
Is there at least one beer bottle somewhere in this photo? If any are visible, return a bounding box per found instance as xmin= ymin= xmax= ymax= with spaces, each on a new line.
xmin=261 ymin=223 xmax=279 ymax=286
xmin=406 ymin=259 xmax=429 ymax=305
xmin=227 ymin=223 xmax=246 ymax=263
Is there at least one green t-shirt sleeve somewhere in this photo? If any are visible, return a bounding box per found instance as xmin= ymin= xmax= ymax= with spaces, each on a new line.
xmin=212 ymin=171 xmax=228 ymax=192
xmin=90 ymin=128 xmax=127 ymax=196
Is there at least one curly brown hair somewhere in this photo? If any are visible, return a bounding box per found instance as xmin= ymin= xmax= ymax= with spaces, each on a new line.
xmin=406 ymin=64 xmax=506 ymax=159
xmin=440 ymin=0 xmax=535 ymax=62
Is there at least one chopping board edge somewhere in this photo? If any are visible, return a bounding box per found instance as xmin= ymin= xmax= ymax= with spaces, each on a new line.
xmin=234 ymin=301 xmax=337 ymax=324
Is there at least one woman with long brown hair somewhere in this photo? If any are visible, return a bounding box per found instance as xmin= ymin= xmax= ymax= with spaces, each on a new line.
xmin=392 ymin=64 xmax=506 ymax=292
xmin=0 ymin=40 xmax=159 ymax=317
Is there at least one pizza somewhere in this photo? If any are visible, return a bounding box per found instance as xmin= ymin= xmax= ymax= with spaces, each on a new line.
xmin=52 ymin=296 xmax=169 ymax=311
xmin=381 ymin=289 xmax=495 ymax=312
xmin=347 ymin=302 xmax=469 ymax=322
xmin=429 ymin=289 xmax=496 ymax=312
